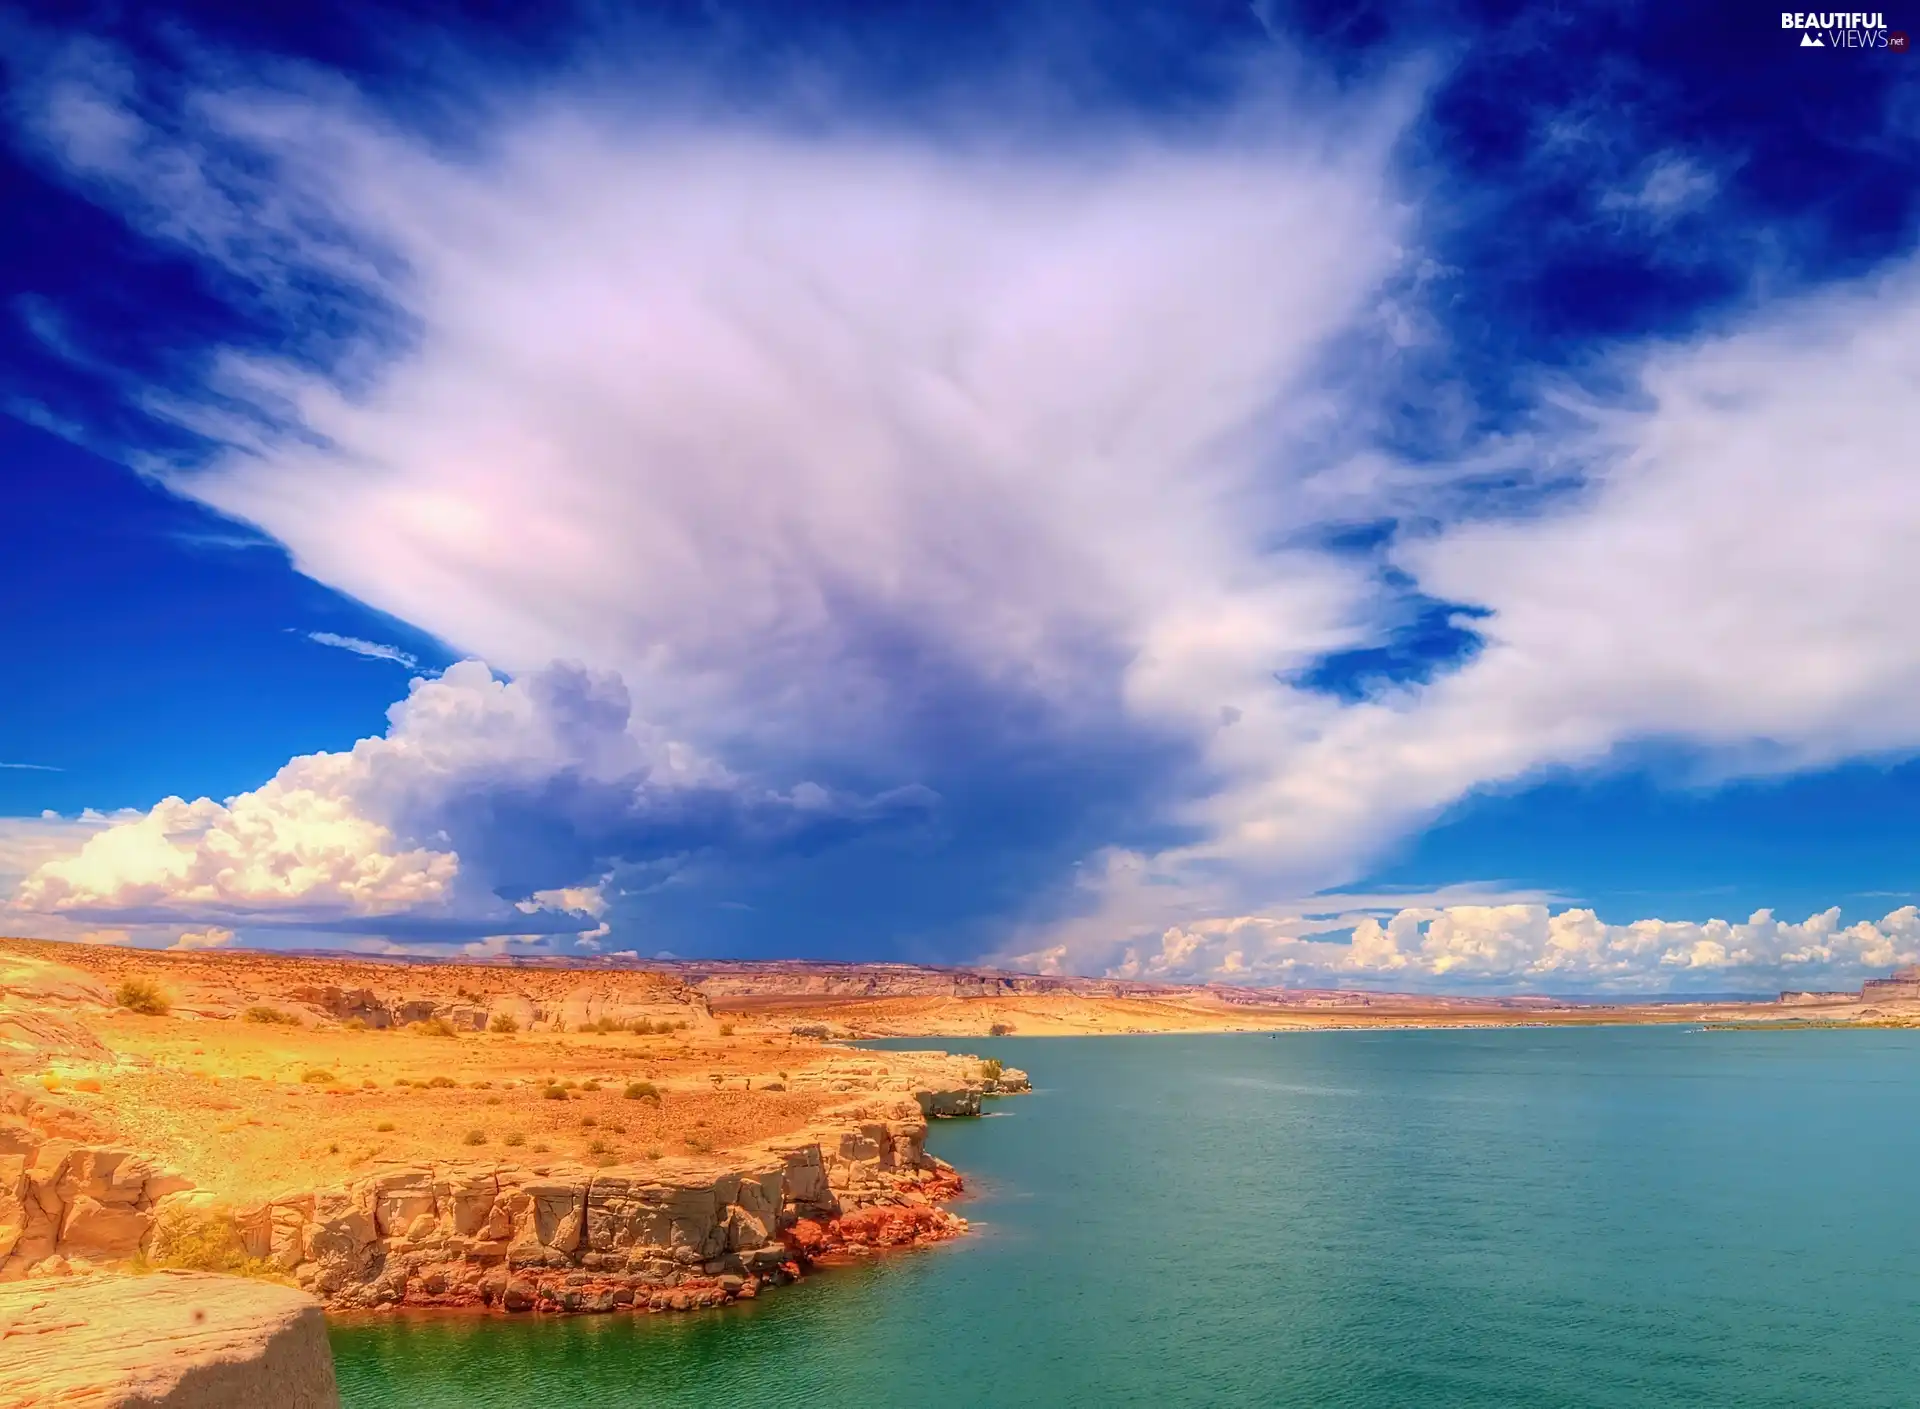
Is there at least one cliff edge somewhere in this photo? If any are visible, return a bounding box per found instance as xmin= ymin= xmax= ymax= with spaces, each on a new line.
xmin=0 ymin=1270 xmax=338 ymax=1409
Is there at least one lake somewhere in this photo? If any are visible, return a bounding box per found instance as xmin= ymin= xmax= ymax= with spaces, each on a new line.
xmin=330 ymin=1027 xmax=1920 ymax=1406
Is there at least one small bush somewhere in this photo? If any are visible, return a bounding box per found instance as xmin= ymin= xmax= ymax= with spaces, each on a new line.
xmin=301 ymin=1069 xmax=337 ymax=1084
xmin=718 ymin=1022 xmax=735 ymax=1037
xmin=559 ymin=1079 xmax=579 ymax=1090
xmin=147 ymin=1206 xmax=276 ymax=1280
xmin=425 ymin=1075 xmax=457 ymax=1089
xmin=485 ymin=1095 xmax=502 ymax=1106
xmin=409 ymin=1016 xmax=458 ymax=1038
xmin=628 ymin=1018 xmax=657 ymax=1035
xmin=591 ymin=1016 xmax=622 ymax=1034
xmin=375 ymin=1121 xmax=396 ymax=1133
xmin=532 ymin=1141 xmax=551 ymax=1153
xmin=343 ymin=1016 xmax=370 ymax=1031
xmin=989 ymin=1022 xmax=1014 ymax=1036
xmin=761 ymin=1081 xmax=786 ymax=1092
xmin=463 ymin=1129 xmax=488 ymax=1146
xmin=624 ymin=1081 xmax=660 ymax=1102
xmin=587 ymin=1138 xmax=609 ymax=1155
xmin=645 ymin=1147 xmax=663 ymax=1160
xmin=503 ymin=1131 xmax=526 ymax=1147
xmin=580 ymin=1115 xmax=597 ymax=1128
xmin=581 ymin=1079 xmax=601 ymax=1093
xmin=790 ymin=1024 xmax=829 ymax=1040
xmin=543 ymin=1085 xmax=569 ymax=1101
xmin=488 ymin=1013 xmax=520 ymax=1034
xmin=243 ymin=1005 xmax=298 ymax=1025
xmin=393 ymin=1078 xmax=413 ymax=1088
xmin=978 ymin=1058 xmax=1004 ymax=1082
xmin=115 ymin=978 xmax=169 ymax=1016
xmin=683 ymin=1136 xmax=711 ymax=1153
xmin=606 ymin=1121 xmax=625 ymax=1134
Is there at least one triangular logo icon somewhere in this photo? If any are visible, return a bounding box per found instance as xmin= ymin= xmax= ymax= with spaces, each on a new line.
xmin=1800 ymin=31 xmax=1824 ymax=44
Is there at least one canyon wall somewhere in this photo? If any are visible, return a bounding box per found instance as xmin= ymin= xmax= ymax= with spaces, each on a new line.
xmin=2 ymin=1057 xmax=1029 ymax=1315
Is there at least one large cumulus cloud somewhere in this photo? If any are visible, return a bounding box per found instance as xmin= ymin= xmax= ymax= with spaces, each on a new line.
xmin=8 ymin=661 xmax=926 ymax=946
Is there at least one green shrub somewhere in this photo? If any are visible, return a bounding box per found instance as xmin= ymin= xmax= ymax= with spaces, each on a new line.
xmin=115 ymin=978 xmax=169 ymax=1016
xmin=978 ymin=1058 xmax=1004 ymax=1082
xmin=624 ymin=1081 xmax=661 ymax=1103
xmin=147 ymin=1206 xmax=275 ymax=1278
xmin=488 ymin=1013 xmax=520 ymax=1034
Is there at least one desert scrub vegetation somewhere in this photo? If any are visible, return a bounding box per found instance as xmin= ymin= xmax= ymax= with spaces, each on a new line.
xmin=624 ymin=1081 xmax=661 ymax=1103
xmin=145 ymin=1206 xmax=277 ymax=1279
xmin=463 ymin=1129 xmax=488 ymax=1146
xmin=978 ymin=1058 xmax=1004 ymax=1082
xmin=375 ymin=1121 xmax=396 ymax=1133
xmin=718 ymin=1022 xmax=735 ymax=1036
xmin=989 ymin=1022 xmax=1015 ymax=1036
xmin=488 ymin=1013 xmax=520 ymax=1033
xmin=408 ymin=1016 xmax=459 ymax=1037
xmin=300 ymin=1068 xmax=337 ymax=1084
xmin=343 ymin=1016 xmax=369 ymax=1031
xmin=581 ymin=1079 xmax=602 ymax=1092
xmin=425 ymin=1075 xmax=458 ymax=1089
xmin=115 ymin=977 xmax=169 ymax=1016
xmin=243 ymin=1005 xmax=300 ymax=1025
xmin=543 ymin=1084 xmax=570 ymax=1101
xmin=503 ymin=1131 xmax=526 ymax=1147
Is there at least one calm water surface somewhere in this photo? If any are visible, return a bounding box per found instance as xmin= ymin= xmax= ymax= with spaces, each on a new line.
xmin=330 ymin=1028 xmax=1920 ymax=1406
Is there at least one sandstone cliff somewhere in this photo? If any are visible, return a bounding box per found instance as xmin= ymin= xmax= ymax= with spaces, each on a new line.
xmin=0 ymin=1270 xmax=338 ymax=1409
xmin=2 ymin=1051 xmax=1030 ymax=1315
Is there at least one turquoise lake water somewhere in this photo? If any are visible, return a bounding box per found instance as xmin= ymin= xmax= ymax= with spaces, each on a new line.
xmin=329 ymin=1028 xmax=1920 ymax=1406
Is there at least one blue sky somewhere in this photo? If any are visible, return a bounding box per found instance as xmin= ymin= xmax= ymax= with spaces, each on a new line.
xmin=2 ymin=0 xmax=1917 ymax=993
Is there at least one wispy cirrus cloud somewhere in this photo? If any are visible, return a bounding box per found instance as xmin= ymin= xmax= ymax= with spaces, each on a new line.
xmin=306 ymin=631 xmax=419 ymax=669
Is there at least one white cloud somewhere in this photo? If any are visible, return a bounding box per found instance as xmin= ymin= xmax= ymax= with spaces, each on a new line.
xmin=171 ymin=925 xmax=235 ymax=951
xmin=5 ymin=660 xmax=913 ymax=942
xmin=307 ymin=631 xmax=419 ymax=668
xmin=1088 ymin=903 xmax=1920 ymax=994
xmin=1600 ymin=155 xmax=1718 ymax=221
xmin=14 ymin=39 xmax=1920 ymax=988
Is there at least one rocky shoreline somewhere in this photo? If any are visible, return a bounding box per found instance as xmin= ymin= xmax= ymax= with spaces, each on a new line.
xmin=3 ymin=1056 xmax=1029 ymax=1317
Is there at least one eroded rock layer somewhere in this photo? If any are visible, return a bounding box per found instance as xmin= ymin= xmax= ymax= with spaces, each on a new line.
xmin=0 ymin=1270 xmax=338 ymax=1409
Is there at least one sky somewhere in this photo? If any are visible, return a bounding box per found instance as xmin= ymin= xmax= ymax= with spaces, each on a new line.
xmin=1 ymin=0 xmax=1917 ymax=995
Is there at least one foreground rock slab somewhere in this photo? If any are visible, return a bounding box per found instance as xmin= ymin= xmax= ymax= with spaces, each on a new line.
xmin=0 ymin=1270 xmax=338 ymax=1409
